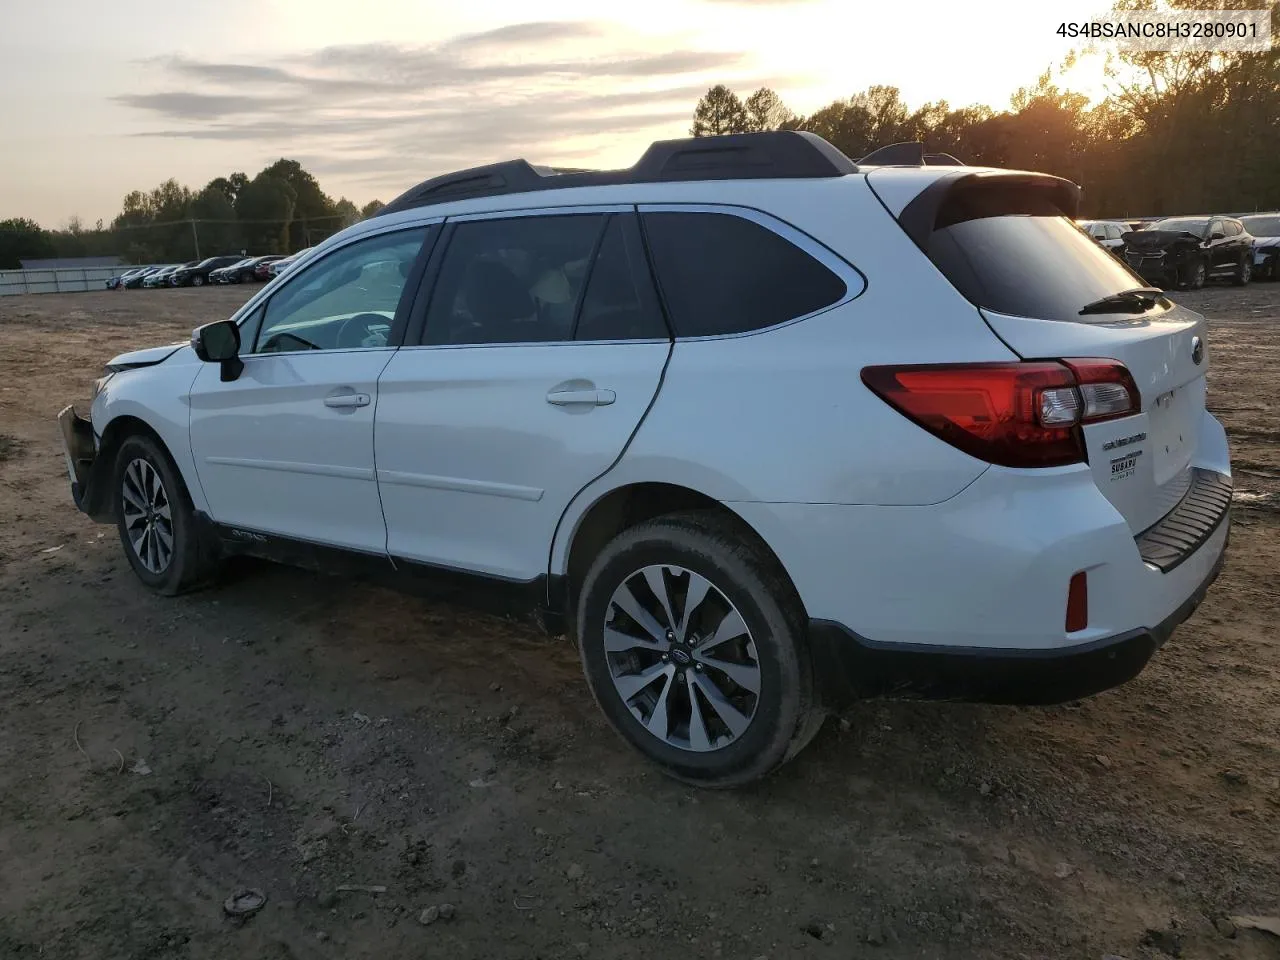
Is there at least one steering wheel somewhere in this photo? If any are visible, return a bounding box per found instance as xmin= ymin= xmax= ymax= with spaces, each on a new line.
xmin=259 ymin=331 xmax=321 ymax=353
xmin=335 ymin=312 xmax=391 ymax=349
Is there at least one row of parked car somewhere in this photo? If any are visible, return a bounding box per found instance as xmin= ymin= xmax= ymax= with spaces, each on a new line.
xmin=1077 ymin=212 xmax=1280 ymax=289
xmin=105 ymin=250 xmax=314 ymax=291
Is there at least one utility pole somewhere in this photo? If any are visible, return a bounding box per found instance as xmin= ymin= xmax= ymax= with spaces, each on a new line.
xmin=190 ymin=219 xmax=201 ymax=260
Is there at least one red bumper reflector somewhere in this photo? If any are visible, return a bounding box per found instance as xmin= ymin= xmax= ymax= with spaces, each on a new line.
xmin=1066 ymin=571 xmax=1088 ymax=632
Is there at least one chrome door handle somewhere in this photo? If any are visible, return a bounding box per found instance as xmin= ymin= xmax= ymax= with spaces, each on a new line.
xmin=546 ymin=388 xmax=615 ymax=407
xmin=324 ymin=393 xmax=371 ymax=408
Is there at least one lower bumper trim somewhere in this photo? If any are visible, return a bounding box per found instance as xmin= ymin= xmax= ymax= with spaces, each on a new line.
xmin=809 ymin=538 xmax=1227 ymax=707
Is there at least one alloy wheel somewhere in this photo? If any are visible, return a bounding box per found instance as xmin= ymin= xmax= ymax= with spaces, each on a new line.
xmin=121 ymin=458 xmax=174 ymax=574
xmin=604 ymin=564 xmax=761 ymax=753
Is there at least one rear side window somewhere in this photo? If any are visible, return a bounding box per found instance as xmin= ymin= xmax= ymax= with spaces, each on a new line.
xmin=1224 ymin=220 xmax=1241 ymax=237
xmin=425 ymin=215 xmax=603 ymax=346
xmin=925 ymin=193 xmax=1150 ymax=322
xmin=642 ymin=211 xmax=847 ymax=337
xmin=575 ymin=215 xmax=668 ymax=341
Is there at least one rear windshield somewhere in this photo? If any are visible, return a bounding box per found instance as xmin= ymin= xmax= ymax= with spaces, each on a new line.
xmin=1241 ymin=215 xmax=1280 ymax=237
xmin=927 ymin=210 xmax=1148 ymax=323
xmin=1149 ymin=218 xmax=1209 ymax=237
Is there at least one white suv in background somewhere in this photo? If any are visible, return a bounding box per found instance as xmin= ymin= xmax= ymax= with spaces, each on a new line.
xmin=58 ymin=132 xmax=1231 ymax=787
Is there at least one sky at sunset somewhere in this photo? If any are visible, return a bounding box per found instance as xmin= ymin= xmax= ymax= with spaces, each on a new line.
xmin=2 ymin=0 xmax=1115 ymax=226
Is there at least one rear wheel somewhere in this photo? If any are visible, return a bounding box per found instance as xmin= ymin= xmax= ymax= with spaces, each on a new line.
xmin=1233 ymin=256 xmax=1252 ymax=286
xmin=576 ymin=512 xmax=821 ymax=787
xmin=114 ymin=434 xmax=217 ymax=595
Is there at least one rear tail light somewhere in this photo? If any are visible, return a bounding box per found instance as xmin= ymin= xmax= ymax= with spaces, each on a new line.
xmin=860 ymin=359 xmax=1138 ymax=468
xmin=1063 ymin=359 xmax=1140 ymax=422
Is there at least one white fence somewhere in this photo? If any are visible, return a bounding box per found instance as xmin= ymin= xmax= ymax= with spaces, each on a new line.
xmin=0 ymin=266 xmax=152 ymax=296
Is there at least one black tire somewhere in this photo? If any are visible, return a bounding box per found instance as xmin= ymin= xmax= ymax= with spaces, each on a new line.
xmin=1233 ymin=256 xmax=1252 ymax=286
xmin=113 ymin=433 xmax=217 ymax=595
xmin=1180 ymin=259 xmax=1206 ymax=290
xmin=191 ymin=275 xmax=205 ymax=287
xmin=576 ymin=511 xmax=821 ymax=787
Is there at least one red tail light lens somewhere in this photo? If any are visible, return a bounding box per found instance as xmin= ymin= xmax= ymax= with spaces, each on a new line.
xmin=1066 ymin=571 xmax=1088 ymax=632
xmin=861 ymin=359 xmax=1139 ymax=468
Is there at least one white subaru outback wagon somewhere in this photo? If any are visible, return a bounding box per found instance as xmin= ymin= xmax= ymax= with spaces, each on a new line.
xmin=58 ymin=132 xmax=1231 ymax=786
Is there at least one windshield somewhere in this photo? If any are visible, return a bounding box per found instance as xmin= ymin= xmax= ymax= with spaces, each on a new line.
xmin=1241 ymin=215 xmax=1280 ymax=237
xmin=926 ymin=212 xmax=1149 ymax=323
xmin=1150 ymin=218 xmax=1209 ymax=238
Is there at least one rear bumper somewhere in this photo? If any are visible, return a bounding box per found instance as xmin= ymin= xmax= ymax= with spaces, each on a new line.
xmin=730 ymin=410 xmax=1232 ymax=706
xmin=808 ymin=538 xmax=1226 ymax=706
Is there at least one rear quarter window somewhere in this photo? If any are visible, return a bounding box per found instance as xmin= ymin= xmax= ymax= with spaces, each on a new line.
xmin=641 ymin=211 xmax=848 ymax=337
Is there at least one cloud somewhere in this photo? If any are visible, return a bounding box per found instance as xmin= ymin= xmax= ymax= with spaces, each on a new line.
xmin=445 ymin=20 xmax=607 ymax=50
xmin=115 ymin=20 xmax=796 ymax=197
xmin=114 ymin=91 xmax=284 ymax=120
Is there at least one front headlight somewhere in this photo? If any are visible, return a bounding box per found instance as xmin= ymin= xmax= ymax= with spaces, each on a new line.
xmin=91 ymin=373 xmax=114 ymax=402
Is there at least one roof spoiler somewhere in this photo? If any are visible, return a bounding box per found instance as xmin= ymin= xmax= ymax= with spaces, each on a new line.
xmin=858 ymin=141 xmax=966 ymax=167
xmin=894 ymin=170 xmax=1083 ymax=248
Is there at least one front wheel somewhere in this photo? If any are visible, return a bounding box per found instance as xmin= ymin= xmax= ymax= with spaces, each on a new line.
xmin=191 ymin=275 xmax=205 ymax=287
xmin=114 ymin=434 xmax=217 ymax=595
xmin=1180 ymin=259 xmax=1206 ymax=290
xmin=576 ymin=512 xmax=821 ymax=787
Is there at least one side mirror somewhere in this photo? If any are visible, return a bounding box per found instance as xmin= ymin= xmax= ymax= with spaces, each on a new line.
xmin=191 ymin=319 xmax=244 ymax=382
xmin=1210 ymin=231 xmax=1225 ymax=241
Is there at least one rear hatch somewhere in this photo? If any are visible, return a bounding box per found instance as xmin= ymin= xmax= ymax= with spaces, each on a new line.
xmin=873 ymin=169 xmax=1208 ymax=534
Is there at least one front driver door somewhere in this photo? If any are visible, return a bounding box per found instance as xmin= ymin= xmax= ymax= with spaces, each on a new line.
xmin=188 ymin=225 xmax=435 ymax=552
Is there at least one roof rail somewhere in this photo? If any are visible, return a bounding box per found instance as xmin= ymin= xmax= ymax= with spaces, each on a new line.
xmin=858 ymin=141 xmax=967 ymax=167
xmin=375 ymin=131 xmax=858 ymax=217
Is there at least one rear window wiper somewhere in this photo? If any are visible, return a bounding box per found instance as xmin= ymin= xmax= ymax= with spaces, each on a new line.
xmin=1078 ymin=287 xmax=1165 ymax=315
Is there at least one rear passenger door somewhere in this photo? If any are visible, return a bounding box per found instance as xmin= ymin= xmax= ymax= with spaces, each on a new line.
xmin=1222 ymin=219 xmax=1246 ymax=266
xmin=1206 ymin=218 xmax=1232 ymax=271
xmin=374 ymin=209 xmax=671 ymax=581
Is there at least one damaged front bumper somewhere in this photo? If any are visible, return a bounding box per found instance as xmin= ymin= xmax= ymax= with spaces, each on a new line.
xmin=57 ymin=406 xmax=113 ymax=522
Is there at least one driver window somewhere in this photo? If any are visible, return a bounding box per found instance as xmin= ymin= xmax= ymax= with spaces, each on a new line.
xmin=254 ymin=227 xmax=429 ymax=354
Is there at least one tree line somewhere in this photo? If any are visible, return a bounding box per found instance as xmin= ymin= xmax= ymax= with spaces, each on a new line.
xmin=0 ymin=160 xmax=385 ymax=269
xmin=690 ymin=1 xmax=1280 ymax=218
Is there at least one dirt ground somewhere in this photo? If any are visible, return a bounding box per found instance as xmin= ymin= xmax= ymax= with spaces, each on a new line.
xmin=0 ymin=283 xmax=1277 ymax=960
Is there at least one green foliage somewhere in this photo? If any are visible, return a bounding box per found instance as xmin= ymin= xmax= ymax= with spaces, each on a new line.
xmin=262 ymin=159 xmax=334 ymax=250
xmin=191 ymin=183 xmax=241 ymax=257
xmin=236 ymin=174 xmax=297 ymax=255
xmin=333 ymin=198 xmax=361 ymax=229
xmin=691 ymin=85 xmax=749 ymax=137
xmin=0 ymin=218 xmax=55 ymax=269
xmin=360 ymin=199 xmax=386 ymax=219
xmin=28 ymin=158 xmax=360 ymax=265
xmin=693 ymin=8 xmax=1280 ymax=218
xmin=744 ymin=88 xmax=794 ymax=133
